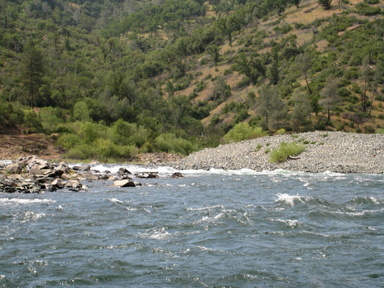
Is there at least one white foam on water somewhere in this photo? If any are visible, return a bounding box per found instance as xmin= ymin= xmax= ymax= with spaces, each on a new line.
xmin=139 ymin=228 xmax=171 ymax=240
xmin=195 ymin=212 xmax=225 ymax=224
xmin=0 ymin=198 xmax=56 ymax=205
xmin=109 ymin=198 xmax=124 ymax=204
xmin=16 ymin=211 xmax=46 ymax=222
xmin=186 ymin=205 xmax=224 ymax=211
xmin=272 ymin=218 xmax=301 ymax=227
xmin=275 ymin=193 xmax=310 ymax=206
xmin=91 ymin=164 xmax=178 ymax=175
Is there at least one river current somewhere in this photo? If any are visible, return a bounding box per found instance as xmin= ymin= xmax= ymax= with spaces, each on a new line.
xmin=1 ymin=165 xmax=383 ymax=287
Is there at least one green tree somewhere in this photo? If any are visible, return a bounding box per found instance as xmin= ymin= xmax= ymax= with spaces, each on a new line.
xmin=256 ymin=86 xmax=287 ymax=131
xmin=319 ymin=77 xmax=340 ymax=121
xmin=295 ymin=53 xmax=312 ymax=94
xmin=210 ymin=77 xmax=231 ymax=102
xmin=290 ymin=92 xmax=312 ymax=132
xmin=318 ymin=0 xmax=333 ymax=10
xmin=206 ymin=45 xmax=220 ymax=65
xmin=360 ymin=55 xmax=373 ymax=113
xmin=290 ymin=0 xmax=301 ymax=8
xmin=21 ymin=42 xmax=45 ymax=107
xmin=233 ymin=53 xmax=265 ymax=85
xmin=268 ymin=59 xmax=280 ymax=85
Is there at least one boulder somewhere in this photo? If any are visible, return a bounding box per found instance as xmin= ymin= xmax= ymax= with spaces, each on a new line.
xmin=72 ymin=164 xmax=91 ymax=171
xmin=117 ymin=167 xmax=131 ymax=179
xmin=4 ymin=163 xmax=22 ymax=174
xmin=65 ymin=180 xmax=83 ymax=192
xmin=114 ymin=179 xmax=138 ymax=187
xmin=171 ymin=172 xmax=184 ymax=178
xmin=51 ymin=178 xmax=64 ymax=189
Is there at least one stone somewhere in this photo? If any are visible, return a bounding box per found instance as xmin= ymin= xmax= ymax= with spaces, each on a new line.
xmin=4 ymin=163 xmax=22 ymax=174
xmin=171 ymin=172 xmax=183 ymax=178
xmin=114 ymin=179 xmax=137 ymax=187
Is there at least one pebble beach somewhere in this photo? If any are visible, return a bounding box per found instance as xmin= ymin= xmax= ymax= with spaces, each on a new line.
xmin=173 ymin=131 xmax=384 ymax=174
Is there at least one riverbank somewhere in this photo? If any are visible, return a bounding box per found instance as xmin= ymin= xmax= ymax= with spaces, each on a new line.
xmin=172 ymin=131 xmax=384 ymax=174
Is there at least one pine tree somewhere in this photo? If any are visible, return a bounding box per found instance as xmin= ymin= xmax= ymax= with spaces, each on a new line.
xmin=21 ymin=42 xmax=44 ymax=107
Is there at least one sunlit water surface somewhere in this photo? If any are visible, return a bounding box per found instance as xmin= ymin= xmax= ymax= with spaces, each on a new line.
xmin=1 ymin=165 xmax=383 ymax=287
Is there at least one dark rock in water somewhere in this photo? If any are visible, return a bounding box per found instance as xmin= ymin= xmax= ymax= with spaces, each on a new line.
xmin=114 ymin=179 xmax=138 ymax=187
xmin=135 ymin=172 xmax=159 ymax=179
xmin=65 ymin=180 xmax=84 ymax=192
xmin=171 ymin=172 xmax=183 ymax=178
xmin=118 ymin=167 xmax=131 ymax=175
xmin=72 ymin=164 xmax=91 ymax=171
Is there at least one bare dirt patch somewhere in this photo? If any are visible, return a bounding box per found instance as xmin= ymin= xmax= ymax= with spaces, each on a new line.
xmin=0 ymin=133 xmax=63 ymax=161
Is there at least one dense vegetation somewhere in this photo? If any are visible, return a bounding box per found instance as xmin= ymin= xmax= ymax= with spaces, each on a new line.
xmin=1 ymin=0 xmax=384 ymax=160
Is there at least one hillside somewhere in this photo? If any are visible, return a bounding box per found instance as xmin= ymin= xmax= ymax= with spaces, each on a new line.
xmin=1 ymin=0 xmax=384 ymax=161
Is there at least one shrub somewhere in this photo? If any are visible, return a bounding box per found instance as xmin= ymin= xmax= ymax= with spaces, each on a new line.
xmin=269 ymin=142 xmax=305 ymax=163
xmin=23 ymin=110 xmax=43 ymax=133
xmin=93 ymin=139 xmax=136 ymax=161
xmin=0 ymin=103 xmax=24 ymax=129
xmin=57 ymin=134 xmax=83 ymax=150
xmin=355 ymin=3 xmax=381 ymax=15
xmin=80 ymin=122 xmax=107 ymax=144
xmin=154 ymin=133 xmax=196 ymax=155
xmin=39 ymin=107 xmax=64 ymax=133
xmin=223 ymin=123 xmax=265 ymax=143
xmin=64 ymin=144 xmax=91 ymax=160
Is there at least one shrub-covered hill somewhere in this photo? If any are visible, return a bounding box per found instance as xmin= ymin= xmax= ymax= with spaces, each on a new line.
xmin=1 ymin=0 xmax=384 ymax=161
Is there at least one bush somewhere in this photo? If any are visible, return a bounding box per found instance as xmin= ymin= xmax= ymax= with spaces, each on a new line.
xmin=39 ymin=107 xmax=65 ymax=133
xmin=64 ymin=144 xmax=91 ymax=160
xmin=355 ymin=3 xmax=381 ymax=15
xmin=223 ymin=122 xmax=265 ymax=143
xmin=269 ymin=142 xmax=305 ymax=163
xmin=63 ymin=139 xmax=137 ymax=161
xmin=0 ymin=103 xmax=24 ymax=129
xmin=23 ymin=110 xmax=44 ymax=133
xmin=57 ymin=134 xmax=83 ymax=150
xmin=93 ymin=139 xmax=136 ymax=161
xmin=154 ymin=133 xmax=197 ymax=155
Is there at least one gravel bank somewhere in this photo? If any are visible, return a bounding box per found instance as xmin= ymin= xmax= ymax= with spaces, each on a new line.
xmin=173 ymin=131 xmax=384 ymax=174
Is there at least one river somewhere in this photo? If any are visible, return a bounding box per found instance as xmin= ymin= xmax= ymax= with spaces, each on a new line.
xmin=1 ymin=165 xmax=383 ymax=287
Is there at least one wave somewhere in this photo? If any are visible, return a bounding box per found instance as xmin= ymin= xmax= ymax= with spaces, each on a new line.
xmin=272 ymin=218 xmax=301 ymax=228
xmin=186 ymin=205 xmax=225 ymax=211
xmin=347 ymin=196 xmax=384 ymax=205
xmin=275 ymin=193 xmax=313 ymax=206
xmin=0 ymin=198 xmax=56 ymax=205
xmin=138 ymin=227 xmax=171 ymax=240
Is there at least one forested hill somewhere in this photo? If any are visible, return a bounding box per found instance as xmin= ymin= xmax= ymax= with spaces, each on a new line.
xmin=1 ymin=0 xmax=384 ymax=161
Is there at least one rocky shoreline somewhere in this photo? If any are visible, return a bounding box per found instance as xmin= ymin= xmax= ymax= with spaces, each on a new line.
xmin=0 ymin=155 xmax=183 ymax=193
xmin=1 ymin=132 xmax=383 ymax=193
xmin=172 ymin=131 xmax=384 ymax=174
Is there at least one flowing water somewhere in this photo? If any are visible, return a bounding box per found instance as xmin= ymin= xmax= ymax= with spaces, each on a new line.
xmin=1 ymin=165 xmax=384 ymax=287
